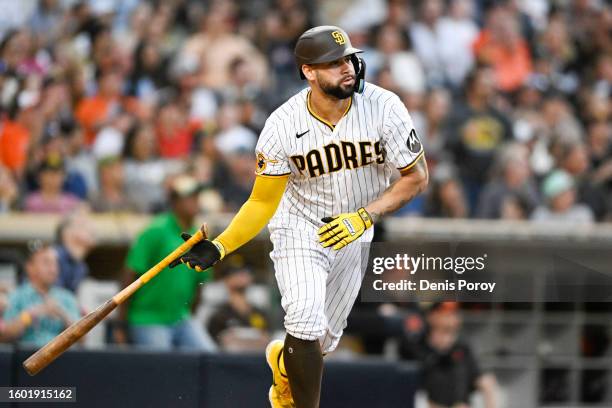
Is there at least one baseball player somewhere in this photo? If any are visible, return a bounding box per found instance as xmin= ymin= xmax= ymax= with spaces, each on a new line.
xmin=170 ymin=26 xmax=429 ymax=408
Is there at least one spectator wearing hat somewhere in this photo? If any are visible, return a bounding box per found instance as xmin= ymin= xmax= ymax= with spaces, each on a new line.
xmin=1 ymin=241 xmax=80 ymax=347
xmin=400 ymin=302 xmax=498 ymax=408
xmin=531 ymin=170 xmax=594 ymax=223
xmin=114 ymin=174 xmax=216 ymax=351
xmin=207 ymin=255 xmax=270 ymax=352
xmin=33 ymin=122 xmax=89 ymax=201
xmin=23 ymin=154 xmax=83 ymax=214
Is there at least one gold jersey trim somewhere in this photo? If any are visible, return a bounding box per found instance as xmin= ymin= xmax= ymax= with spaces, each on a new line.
xmin=306 ymin=90 xmax=352 ymax=131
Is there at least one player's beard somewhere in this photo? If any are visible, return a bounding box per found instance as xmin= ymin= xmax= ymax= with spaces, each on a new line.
xmin=318 ymin=74 xmax=355 ymax=100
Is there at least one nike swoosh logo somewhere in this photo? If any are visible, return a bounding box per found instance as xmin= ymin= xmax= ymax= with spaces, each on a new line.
xmin=296 ymin=130 xmax=309 ymax=138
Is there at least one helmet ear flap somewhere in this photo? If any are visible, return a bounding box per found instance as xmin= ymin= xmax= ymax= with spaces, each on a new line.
xmin=351 ymin=55 xmax=366 ymax=94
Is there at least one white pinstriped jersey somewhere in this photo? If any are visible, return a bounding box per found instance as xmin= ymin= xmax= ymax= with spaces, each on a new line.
xmin=257 ymin=82 xmax=424 ymax=351
xmin=255 ymin=82 xmax=424 ymax=229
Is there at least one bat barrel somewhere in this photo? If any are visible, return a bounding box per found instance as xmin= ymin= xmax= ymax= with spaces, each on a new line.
xmin=23 ymin=299 xmax=118 ymax=376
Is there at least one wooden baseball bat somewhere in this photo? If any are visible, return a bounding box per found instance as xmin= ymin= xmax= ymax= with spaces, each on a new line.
xmin=23 ymin=225 xmax=208 ymax=376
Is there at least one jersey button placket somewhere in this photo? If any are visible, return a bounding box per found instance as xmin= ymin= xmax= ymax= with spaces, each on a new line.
xmin=330 ymin=121 xmax=345 ymax=215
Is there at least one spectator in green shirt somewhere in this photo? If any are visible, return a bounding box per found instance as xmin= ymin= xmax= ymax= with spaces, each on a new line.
xmin=1 ymin=241 xmax=80 ymax=347
xmin=115 ymin=175 xmax=216 ymax=351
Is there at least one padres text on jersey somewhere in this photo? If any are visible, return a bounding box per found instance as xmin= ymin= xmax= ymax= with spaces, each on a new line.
xmin=255 ymin=82 xmax=424 ymax=228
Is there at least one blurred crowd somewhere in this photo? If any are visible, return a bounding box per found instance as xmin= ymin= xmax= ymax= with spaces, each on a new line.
xmin=0 ymin=0 xmax=609 ymax=223
xmin=1 ymin=3 xmax=609 ymax=405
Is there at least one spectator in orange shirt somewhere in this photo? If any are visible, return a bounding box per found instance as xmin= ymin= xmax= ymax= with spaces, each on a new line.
xmin=156 ymin=100 xmax=200 ymax=159
xmin=473 ymin=6 xmax=532 ymax=93
xmin=0 ymin=114 xmax=30 ymax=175
xmin=75 ymin=70 xmax=124 ymax=145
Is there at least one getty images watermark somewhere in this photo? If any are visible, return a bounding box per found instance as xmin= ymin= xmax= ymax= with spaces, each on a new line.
xmin=359 ymin=242 xmax=500 ymax=303
xmin=360 ymin=241 xmax=612 ymax=303
xmin=371 ymin=253 xmax=495 ymax=293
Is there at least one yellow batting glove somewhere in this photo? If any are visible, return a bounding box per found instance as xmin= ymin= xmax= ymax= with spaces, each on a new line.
xmin=318 ymin=208 xmax=373 ymax=250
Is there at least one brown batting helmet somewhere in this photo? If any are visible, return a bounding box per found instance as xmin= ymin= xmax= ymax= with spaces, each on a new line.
xmin=294 ymin=26 xmax=366 ymax=93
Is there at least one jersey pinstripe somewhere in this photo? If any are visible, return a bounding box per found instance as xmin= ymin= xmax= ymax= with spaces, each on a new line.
xmin=256 ymin=82 xmax=424 ymax=351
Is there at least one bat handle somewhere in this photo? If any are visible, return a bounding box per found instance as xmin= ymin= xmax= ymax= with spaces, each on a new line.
xmin=115 ymin=225 xmax=207 ymax=303
xmin=139 ymin=226 xmax=206 ymax=283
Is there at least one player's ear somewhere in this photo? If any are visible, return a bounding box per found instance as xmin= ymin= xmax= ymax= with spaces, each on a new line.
xmin=302 ymin=64 xmax=316 ymax=82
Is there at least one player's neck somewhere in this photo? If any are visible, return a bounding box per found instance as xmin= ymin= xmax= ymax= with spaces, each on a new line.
xmin=308 ymin=87 xmax=351 ymax=127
